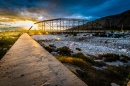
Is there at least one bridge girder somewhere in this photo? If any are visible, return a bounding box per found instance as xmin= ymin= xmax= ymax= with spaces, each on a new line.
xmin=29 ymin=18 xmax=88 ymax=32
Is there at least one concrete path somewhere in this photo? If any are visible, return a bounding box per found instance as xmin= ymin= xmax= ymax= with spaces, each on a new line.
xmin=0 ymin=33 xmax=87 ymax=86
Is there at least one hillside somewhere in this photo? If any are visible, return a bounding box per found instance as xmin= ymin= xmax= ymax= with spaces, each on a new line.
xmin=71 ymin=10 xmax=130 ymax=30
xmin=91 ymin=10 xmax=130 ymax=30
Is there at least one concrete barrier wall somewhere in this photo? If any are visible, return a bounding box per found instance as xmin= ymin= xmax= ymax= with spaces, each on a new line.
xmin=0 ymin=33 xmax=87 ymax=86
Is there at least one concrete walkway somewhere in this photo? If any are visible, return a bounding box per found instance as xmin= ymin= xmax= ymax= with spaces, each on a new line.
xmin=0 ymin=33 xmax=87 ymax=86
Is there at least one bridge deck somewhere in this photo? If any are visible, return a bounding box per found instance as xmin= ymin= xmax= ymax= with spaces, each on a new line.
xmin=0 ymin=33 xmax=87 ymax=86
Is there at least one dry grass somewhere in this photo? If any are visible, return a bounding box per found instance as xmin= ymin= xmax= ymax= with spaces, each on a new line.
xmin=0 ymin=31 xmax=22 ymax=59
xmin=55 ymin=55 xmax=91 ymax=69
xmin=27 ymin=30 xmax=44 ymax=35
xmin=54 ymin=55 xmax=130 ymax=86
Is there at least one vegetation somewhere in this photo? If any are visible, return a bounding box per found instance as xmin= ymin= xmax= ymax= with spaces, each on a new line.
xmin=40 ymin=43 xmax=130 ymax=86
xmin=98 ymin=53 xmax=120 ymax=62
xmin=55 ymin=55 xmax=89 ymax=69
xmin=75 ymin=47 xmax=81 ymax=51
xmin=27 ymin=30 xmax=45 ymax=35
xmin=57 ymin=46 xmax=72 ymax=56
xmin=98 ymin=53 xmax=130 ymax=62
xmin=1 ymin=30 xmax=129 ymax=86
xmin=0 ymin=30 xmax=44 ymax=60
xmin=123 ymin=73 xmax=130 ymax=86
xmin=54 ymin=55 xmax=130 ymax=86
xmin=43 ymin=44 xmax=56 ymax=53
xmin=120 ymin=54 xmax=130 ymax=61
xmin=0 ymin=31 xmax=22 ymax=59
xmin=72 ymin=52 xmax=94 ymax=64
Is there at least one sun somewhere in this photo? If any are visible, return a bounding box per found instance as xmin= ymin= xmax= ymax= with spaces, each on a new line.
xmin=31 ymin=24 xmax=38 ymax=30
xmin=10 ymin=20 xmax=38 ymax=30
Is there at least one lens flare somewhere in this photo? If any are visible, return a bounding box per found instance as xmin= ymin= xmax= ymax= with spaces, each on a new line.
xmin=10 ymin=20 xmax=38 ymax=30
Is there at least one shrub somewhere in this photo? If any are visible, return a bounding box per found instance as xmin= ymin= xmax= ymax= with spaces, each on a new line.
xmin=108 ymin=68 xmax=122 ymax=80
xmin=121 ymin=54 xmax=130 ymax=60
xmin=123 ymin=71 xmax=130 ymax=86
xmin=75 ymin=47 xmax=81 ymax=51
xmin=94 ymin=61 xmax=106 ymax=67
xmin=44 ymin=44 xmax=56 ymax=53
xmin=57 ymin=46 xmax=72 ymax=56
xmin=0 ymin=31 xmax=20 ymax=59
xmin=55 ymin=56 xmax=90 ymax=69
xmin=49 ymin=44 xmax=56 ymax=48
xmin=104 ymin=40 xmax=108 ymax=43
xmin=73 ymin=33 xmax=77 ymax=36
xmin=73 ymin=52 xmax=94 ymax=64
xmin=44 ymin=46 xmax=54 ymax=53
xmin=72 ymin=52 xmax=85 ymax=58
xmin=98 ymin=53 xmax=120 ymax=62
xmin=107 ymin=66 xmax=130 ymax=81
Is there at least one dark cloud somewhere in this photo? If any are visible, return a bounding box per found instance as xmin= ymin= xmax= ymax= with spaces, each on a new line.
xmin=0 ymin=0 xmax=130 ymax=23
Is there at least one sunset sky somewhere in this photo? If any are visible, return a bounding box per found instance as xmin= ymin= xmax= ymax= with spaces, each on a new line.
xmin=0 ymin=0 xmax=130 ymax=30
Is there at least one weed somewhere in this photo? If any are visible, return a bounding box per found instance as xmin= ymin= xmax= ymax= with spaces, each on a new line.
xmin=57 ymin=46 xmax=72 ymax=56
xmin=55 ymin=55 xmax=90 ymax=69
xmin=98 ymin=53 xmax=120 ymax=62
xmin=0 ymin=31 xmax=21 ymax=59
xmin=75 ymin=47 xmax=81 ymax=51
xmin=72 ymin=52 xmax=94 ymax=64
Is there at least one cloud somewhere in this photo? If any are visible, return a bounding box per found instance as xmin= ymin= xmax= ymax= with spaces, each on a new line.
xmin=0 ymin=0 xmax=53 ymax=22
xmin=0 ymin=0 xmax=130 ymax=20
xmin=64 ymin=14 xmax=97 ymax=20
xmin=0 ymin=0 xmax=130 ymax=29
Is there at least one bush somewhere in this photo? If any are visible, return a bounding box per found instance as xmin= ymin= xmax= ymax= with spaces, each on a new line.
xmin=107 ymin=66 xmax=130 ymax=81
xmin=44 ymin=44 xmax=56 ymax=53
xmin=44 ymin=46 xmax=54 ymax=53
xmin=121 ymin=54 xmax=130 ymax=60
xmin=123 ymin=72 xmax=130 ymax=86
xmin=0 ymin=31 xmax=21 ymax=60
xmin=73 ymin=33 xmax=77 ymax=36
xmin=54 ymin=55 xmax=130 ymax=86
xmin=49 ymin=44 xmax=56 ymax=48
xmin=94 ymin=61 xmax=106 ymax=67
xmin=98 ymin=53 xmax=120 ymax=62
xmin=57 ymin=46 xmax=72 ymax=56
xmin=73 ymin=52 xmax=94 ymax=64
xmin=72 ymin=52 xmax=85 ymax=58
xmin=55 ymin=56 xmax=90 ymax=69
xmin=75 ymin=47 xmax=81 ymax=51
xmin=104 ymin=40 xmax=108 ymax=43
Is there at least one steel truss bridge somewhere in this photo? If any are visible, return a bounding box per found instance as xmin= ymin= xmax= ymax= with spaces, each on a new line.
xmin=29 ymin=18 xmax=105 ymax=33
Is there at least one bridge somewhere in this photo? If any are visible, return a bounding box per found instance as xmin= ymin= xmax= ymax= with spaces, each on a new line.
xmin=29 ymin=18 xmax=105 ymax=33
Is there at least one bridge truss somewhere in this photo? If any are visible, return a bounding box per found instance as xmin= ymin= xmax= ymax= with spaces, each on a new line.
xmin=29 ymin=18 xmax=104 ymax=33
xmin=29 ymin=18 xmax=87 ymax=32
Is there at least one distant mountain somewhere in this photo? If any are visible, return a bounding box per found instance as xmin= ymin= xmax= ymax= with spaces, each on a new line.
xmin=89 ymin=10 xmax=130 ymax=30
xmin=72 ymin=10 xmax=130 ymax=30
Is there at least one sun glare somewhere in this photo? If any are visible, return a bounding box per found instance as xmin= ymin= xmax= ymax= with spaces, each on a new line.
xmin=10 ymin=20 xmax=38 ymax=30
xmin=31 ymin=24 xmax=38 ymax=30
